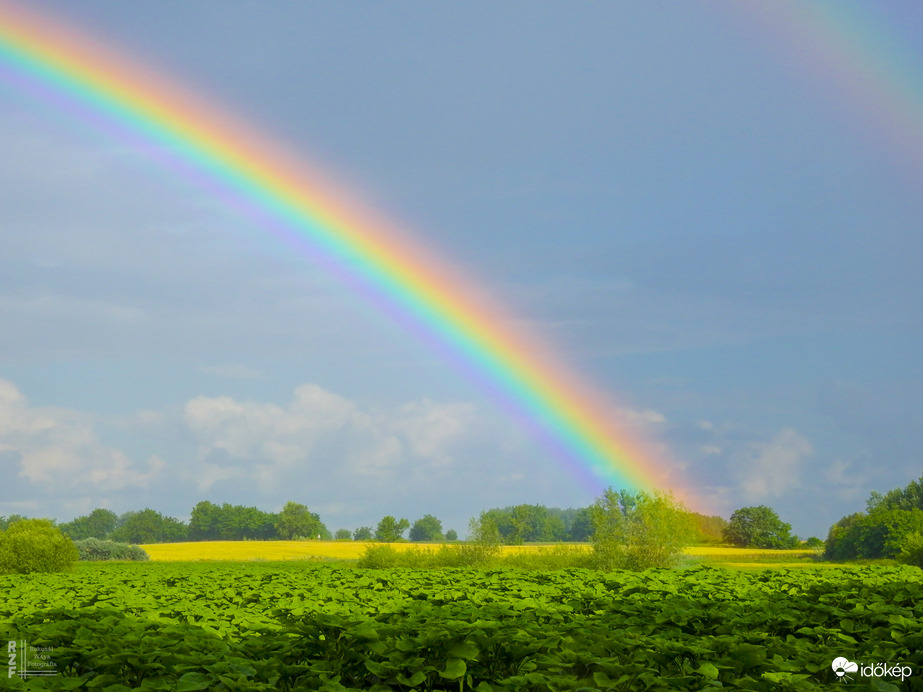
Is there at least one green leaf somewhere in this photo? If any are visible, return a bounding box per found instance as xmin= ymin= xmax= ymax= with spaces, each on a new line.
xmin=697 ymin=662 xmax=720 ymax=680
xmin=440 ymin=658 xmax=467 ymax=679
xmin=175 ymin=672 xmax=214 ymax=691
xmin=448 ymin=642 xmax=479 ymax=659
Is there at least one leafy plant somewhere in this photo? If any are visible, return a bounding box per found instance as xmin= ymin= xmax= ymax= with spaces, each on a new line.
xmin=0 ymin=519 xmax=79 ymax=574
xmin=724 ymin=505 xmax=798 ymax=549
xmin=896 ymin=531 xmax=923 ymax=568
xmin=590 ymin=487 xmax=693 ymax=570
xmin=73 ymin=538 xmax=150 ymax=561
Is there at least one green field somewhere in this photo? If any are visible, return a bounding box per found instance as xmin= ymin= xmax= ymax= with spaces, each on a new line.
xmin=2 ymin=561 xmax=921 ymax=690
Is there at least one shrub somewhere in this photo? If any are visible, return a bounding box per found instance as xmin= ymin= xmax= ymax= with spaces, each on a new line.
xmin=357 ymin=544 xmax=401 ymax=568
xmin=896 ymin=531 xmax=923 ymax=568
xmin=0 ymin=519 xmax=79 ymax=574
xmin=591 ymin=488 xmax=693 ymax=571
xmin=73 ymin=538 xmax=149 ymax=562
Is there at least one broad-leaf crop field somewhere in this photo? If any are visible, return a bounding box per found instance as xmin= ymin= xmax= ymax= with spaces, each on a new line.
xmin=1 ymin=562 xmax=921 ymax=690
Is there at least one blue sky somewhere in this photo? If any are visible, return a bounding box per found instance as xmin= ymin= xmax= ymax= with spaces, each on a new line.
xmin=1 ymin=1 xmax=920 ymax=538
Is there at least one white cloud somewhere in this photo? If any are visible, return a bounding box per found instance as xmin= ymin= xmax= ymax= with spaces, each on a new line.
xmin=0 ymin=378 xmax=163 ymax=493
xmin=182 ymin=383 xmax=480 ymax=490
xmin=739 ymin=428 xmax=813 ymax=501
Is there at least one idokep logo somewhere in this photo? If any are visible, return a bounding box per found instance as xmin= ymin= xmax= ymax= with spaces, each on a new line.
xmin=832 ymin=656 xmax=913 ymax=683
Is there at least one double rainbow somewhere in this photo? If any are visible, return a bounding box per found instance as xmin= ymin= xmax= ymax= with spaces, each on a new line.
xmin=0 ymin=3 xmax=684 ymax=498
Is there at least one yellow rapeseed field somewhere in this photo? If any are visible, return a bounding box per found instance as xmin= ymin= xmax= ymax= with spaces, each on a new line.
xmin=140 ymin=541 xmax=409 ymax=561
xmin=139 ymin=541 xmax=826 ymax=568
xmin=140 ymin=541 xmax=587 ymax=562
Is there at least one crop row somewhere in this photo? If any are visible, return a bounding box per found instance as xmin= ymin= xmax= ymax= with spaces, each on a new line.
xmin=1 ymin=563 xmax=921 ymax=690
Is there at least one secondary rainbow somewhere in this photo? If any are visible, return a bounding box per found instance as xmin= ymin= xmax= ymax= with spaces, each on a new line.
xmin=0 ymin=3 xmax=687 ymax=499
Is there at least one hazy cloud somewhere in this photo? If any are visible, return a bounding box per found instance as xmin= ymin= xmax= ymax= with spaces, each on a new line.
xmin=739 ymin=428 xmax=814 ymax=501
xmin=0 ymin=378 xmax=163 ymax=494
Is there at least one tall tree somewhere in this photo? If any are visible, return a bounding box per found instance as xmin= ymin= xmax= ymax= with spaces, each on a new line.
xmin=275 ymin=501 xmax=326 ymax=540
xmin=409 ymin=514 xmax=444 ymax=542
xmin=59 ymin=508 xmax=117 ymax=540
xmin=374 ymin=516 xmax=409 ymax=542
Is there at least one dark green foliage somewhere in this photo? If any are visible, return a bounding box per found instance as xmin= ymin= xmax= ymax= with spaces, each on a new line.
xmin=334 ymin=528 xmax=352 ymax=540
xmin=274 ymin=501 xmax=330 ymax=540
xmin=374 ymin=515 xmax=410 ymax=542
xmin=724 ymin=505 xmax=798 ymax=548
xmin=58 ymin=508 xmax=118 ymax=540
xmin=73 ymin=538 xmax=150 ymax=561
xmin=444 ymin=529 xmax=458 ymax=541
xmin=0 ymin=519 xmax=79 ymax=574
xmin=409 ymin=514 xmax=444 ymax=542
xmin=109 ymin=509 xmax=188 ymax=544
xmin=867 ymin=473 xmax=923 ymax=512
xmin=353 ymin=525 xmax=373 ymax=541
xmin=804 ymin=536 xmax=824 ymax=548
xmin=0 ymin=514 xmax=27 ymax=530
xmin=189 ymin=500 xmax=278 ymax=541
xmin=480 ymin=504 xmax=569 ymax=544
xmin=2 ymin=562 xmax=922 ymax=690
xmin=825 ymin=508 xmax=923 ymax=560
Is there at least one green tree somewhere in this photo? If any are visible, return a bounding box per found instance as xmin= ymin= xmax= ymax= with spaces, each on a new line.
xmin=0 ymin=514 xmax=28 ymax=530
xmin=896 ymin=531 xmax=923 ymax=567
xmin=353 ymin=526 xmax=373 ymax=541
xmin=868 ymin=474 xmax=923 ymax=512
xmin=275 ymin=502 xmax=327 ymax=540
xmin=445 ymin=529 xmax=458 ymax=541
xmin=409 ymin=514 xmax=444 ymax=542
xmin=189 ymin=501 xmax=221 ymax=541
xmin=565 ymin=507 xmax=594 ymax=542
xmin=110 ymin=509 xmax=187 ymax=544
xmin=689 ymin=512 xmax=729 ymax=544
xmin=457 ymin=512 xmax=501 ymax=565
xmin=0 ymin=519 xmax=79 ymax=574
xmin=59 ymin=508 xmax=118 ymax=541
xmin=590 ymin=488 xmax=693 ymax=571
xmin=723 ymin=505 xmax=797 ymax=549
xmin=375 ymin=516 xmax=410 ymax=542
xmin=334 ymin=529 xmax=352 ymax=540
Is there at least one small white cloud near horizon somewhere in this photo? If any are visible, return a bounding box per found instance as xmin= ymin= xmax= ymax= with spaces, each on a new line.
xmin=739 ymin=427 xmax=814 ymax=501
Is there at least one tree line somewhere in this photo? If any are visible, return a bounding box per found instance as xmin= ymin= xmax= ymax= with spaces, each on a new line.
xmin=0 ymin=499 xmax=730 ymax=547
xmin=825 ymin=473 xmax=923 ymax=564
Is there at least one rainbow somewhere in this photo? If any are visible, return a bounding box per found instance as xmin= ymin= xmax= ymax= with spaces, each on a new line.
xmin=0 ymin=3 xmax=689 ymax=501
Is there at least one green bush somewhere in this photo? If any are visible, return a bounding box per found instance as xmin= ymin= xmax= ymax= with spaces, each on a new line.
xmin=73 ymin=538 xmax=150 ymax=562
xmin=357 ymin=544 xmax=401 ymax=568
xmin=0 ymin=519 xmax=79 ymax=574
xmin=591 ymin=488 xmax=693 ymax=570
xmin=896 ymin=531 xmax=923 ymax=568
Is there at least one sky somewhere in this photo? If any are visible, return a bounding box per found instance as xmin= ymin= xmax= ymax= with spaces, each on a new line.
xmin=1 ymin=1 xmax=921 ymax=539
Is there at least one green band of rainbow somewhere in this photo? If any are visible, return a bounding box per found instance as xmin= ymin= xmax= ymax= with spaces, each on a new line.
xmin=0 ymin=3 xmax=689 ymax=501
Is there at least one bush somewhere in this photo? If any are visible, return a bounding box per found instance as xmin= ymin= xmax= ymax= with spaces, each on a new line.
xmin=591 ymin=488 xmax=693 ymax=571
xmin=896 ymin=532 xmax=923 ymax=568
xmin=357 ymin=544 xmax=401 ymax=568
xmin=73 ymin=538 xmax=149 ymax=561
xmin=0 ymin=519 xmax=79 ymax=574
